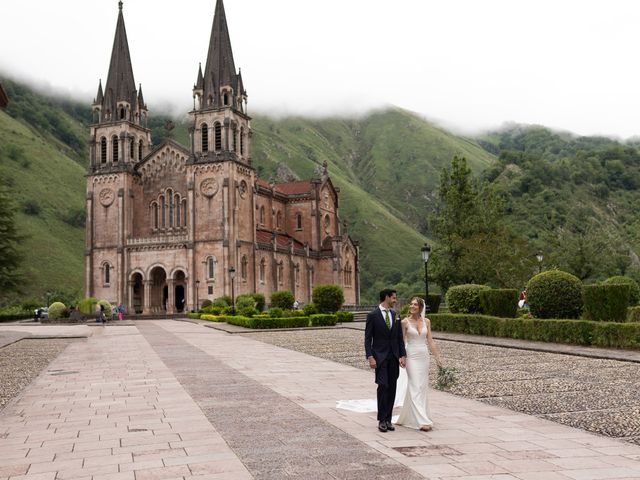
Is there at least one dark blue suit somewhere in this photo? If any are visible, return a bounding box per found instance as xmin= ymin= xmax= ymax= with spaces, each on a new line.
xmin=364 ymin=307 xmax=406 ymax=423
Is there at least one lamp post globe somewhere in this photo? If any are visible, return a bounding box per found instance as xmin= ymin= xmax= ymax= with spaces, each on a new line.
xmin=536 ymin=252 xmax=544 ymax=273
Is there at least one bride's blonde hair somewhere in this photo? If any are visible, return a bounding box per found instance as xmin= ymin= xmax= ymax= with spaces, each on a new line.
xmin=410 ymin=296 xmax=425 ymax=314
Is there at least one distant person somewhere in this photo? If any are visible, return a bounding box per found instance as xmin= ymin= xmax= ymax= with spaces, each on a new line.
xmin=518 ymin=287 xmax=527 ymax=309
xmin=293 ymin=299 xmax=300 ymax=310
xmin=99 ymin=304 xmax=106 ymax=324
xmin=118 ymin=304 xmax=124 ymax=321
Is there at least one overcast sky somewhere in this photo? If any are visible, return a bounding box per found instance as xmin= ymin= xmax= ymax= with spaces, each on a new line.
xmin=2 ymin=0 xmax=640 ymax=137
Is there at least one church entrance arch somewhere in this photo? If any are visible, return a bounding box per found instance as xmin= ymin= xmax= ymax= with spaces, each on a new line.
xmin=173 ymin=270 xmax=186 ymax=312
xmin=131 ymin=272 xmax=144 ymax=314
xmin=150 ymin=266 xmax=167 ymax=312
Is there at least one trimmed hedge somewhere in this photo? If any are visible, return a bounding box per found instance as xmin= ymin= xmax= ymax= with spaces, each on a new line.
xmin=628 ymin=306 xmax=640 ymax=322
xmin=200 ymin=314 xmax=224 ymax=322
xmin=225 ymin=315 xmax=310 ymax=329
xmin=527 ymin=270 xmax=583 ymax=319
xmin=603 ymin=276 xmax=640 ymax=305
xmin=446 ymin=284 xmax=490 ymax=314
xmin=310 ymin=314 xmax=337 ymax=326
xmin=187 ymin=312 xmax=202 ymax=319
xmin=48 ymin=302 xmax=66 ymax=319
xmin=336 ymin=310 xmax=354 ymax=322
xmin=583 ymin=284 xmax=630 ymax=322
xmin=312 ymin=284 xmax=344 ymax=313
xmin=0 ymin=312 xmax=33 ymax=322
xmin=479 ymin=289 xmax=518 ymax=318
xmin=411 ymin=293 xmax=442 ymax=314
xmin=430 ymin=313 xmax=640 ymax=349
xmin=271 ymin=290 xmax=295 ymax=309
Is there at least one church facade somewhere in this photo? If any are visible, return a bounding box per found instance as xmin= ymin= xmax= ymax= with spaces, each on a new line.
xmin=84 ymin=0 xmax=360 ymax=313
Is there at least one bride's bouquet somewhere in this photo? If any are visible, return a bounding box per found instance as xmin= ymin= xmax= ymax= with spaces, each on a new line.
xmin=436 ymin=365 xmax=458 ymax=390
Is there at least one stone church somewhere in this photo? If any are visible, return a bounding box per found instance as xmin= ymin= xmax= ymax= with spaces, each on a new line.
xmin=85 ymin=0 xmax=360 ymax=314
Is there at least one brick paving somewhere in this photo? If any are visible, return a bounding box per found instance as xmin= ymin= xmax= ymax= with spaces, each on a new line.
xmin=0 ymin=321 xmax=640 ymax=480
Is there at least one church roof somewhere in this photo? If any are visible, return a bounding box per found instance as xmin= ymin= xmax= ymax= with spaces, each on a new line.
xmin=256 ymin=229 xmax=306 ymax=250
xmin=255 ymin=179 xmax=314 ymax=196
xmin=200 ymin=0 xmax=243 ymax=105
xmin=102 ymin=1 xmax=137 ymax=113
xmin=0 ymin=83 xmax=8 ymax=108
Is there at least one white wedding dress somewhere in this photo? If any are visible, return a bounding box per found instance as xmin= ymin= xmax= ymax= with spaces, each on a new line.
xmin=395 ymin=317 xmax=433 ymax=429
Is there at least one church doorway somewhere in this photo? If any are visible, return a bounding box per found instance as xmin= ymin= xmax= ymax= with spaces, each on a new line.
xmin=150 ymin=266 xmax=167 ymax=312
xmin=132 ymin=273 xmax=143 ymax=314
xmin=173 ymin=270 xmax=186 ymax=312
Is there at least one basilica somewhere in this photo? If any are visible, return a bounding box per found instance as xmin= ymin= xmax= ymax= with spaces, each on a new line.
xmin=84 ymin=0 xmax=360 ymax=313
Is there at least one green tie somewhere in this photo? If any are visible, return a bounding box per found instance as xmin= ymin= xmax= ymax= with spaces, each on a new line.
xmin=385 ymin=310 xmax=391 ymax=329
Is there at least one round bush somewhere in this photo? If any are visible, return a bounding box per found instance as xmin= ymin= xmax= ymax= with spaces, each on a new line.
xmin=268 ymin=307 xmax=284 ymax=318
xmin=213 ymin=296 xmax=231 ymax=307
xmin=302 ymin=303 xmax=318 ymax=316
xmin=527 ymin=270 xmax=583 ymax=319
xmin=270 ymin=290 xmax=295 ymax=310
xmin=312 ymin=284 xmax=344 ymax=314
xmin=48 ymin=302 xmax=66 ymax=319
xmin=252 ymin=293 xmax=266 ymax=312
xmin=200 ymin=299 xmax=213 ymax=309
xmin=445 ymin=284 xmax=490 ymax=314
xmin=603 ymin=276 xmax=640 ymax=305
xmin=98 ymin=300 xmax=112 ymax=316
xmin=236 ymin=294 xmax=256 ymax=310
xmin=237 ymin=306 xmax=258 ymax=317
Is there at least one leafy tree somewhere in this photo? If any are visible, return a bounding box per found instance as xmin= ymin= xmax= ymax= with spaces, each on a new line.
xmin=0 ymin=187 xmax=23 ymax=297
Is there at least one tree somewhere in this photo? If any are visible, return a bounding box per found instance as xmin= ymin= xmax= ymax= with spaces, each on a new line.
xmin=0 ymin=187 xmax=23 ymax=297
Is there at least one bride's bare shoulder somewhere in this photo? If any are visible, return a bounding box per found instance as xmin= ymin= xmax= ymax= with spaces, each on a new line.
xmin=401 ymin=317 xmax=410 ymax=324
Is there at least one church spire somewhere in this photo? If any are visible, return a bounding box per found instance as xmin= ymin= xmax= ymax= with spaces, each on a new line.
xmin=101 ymin=1 xmax=138 ymax=121
xmin=198 ymin=0 xmax=246 ymax=110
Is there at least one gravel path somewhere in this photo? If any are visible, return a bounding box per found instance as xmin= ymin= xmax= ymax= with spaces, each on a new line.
xmin=241 ymin=328 xmax=640 ymax=445
xmin=0 ymin=338 xmax=77 ymax=411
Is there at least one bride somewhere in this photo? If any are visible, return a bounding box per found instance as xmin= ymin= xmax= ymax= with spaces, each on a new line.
xmin=395 ymin=296 xmax=443 ymax=431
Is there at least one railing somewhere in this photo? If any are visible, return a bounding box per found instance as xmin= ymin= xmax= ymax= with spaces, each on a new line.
xmin=126 ymin=234 xmax=189 ymax=246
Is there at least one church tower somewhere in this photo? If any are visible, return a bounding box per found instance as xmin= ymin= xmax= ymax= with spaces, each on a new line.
xmin=190 ymin=0 xmax=251 ymax=164
xmin=89 ymin=1 xmax=151 ymax=171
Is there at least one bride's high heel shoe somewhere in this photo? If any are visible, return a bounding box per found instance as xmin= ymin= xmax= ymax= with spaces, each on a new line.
xmin=420 ymin=425 xmax=432 ymax=432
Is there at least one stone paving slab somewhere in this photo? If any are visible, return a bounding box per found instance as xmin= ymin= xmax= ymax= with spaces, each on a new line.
xmin=0 ymin=325 xmax=250 ymax=480
xmin=156 ymin=320 xmax=640 ymax=480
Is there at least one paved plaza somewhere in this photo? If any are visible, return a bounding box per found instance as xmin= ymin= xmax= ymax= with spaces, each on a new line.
xmin=1 ymin=321 xmax=640 ymax=480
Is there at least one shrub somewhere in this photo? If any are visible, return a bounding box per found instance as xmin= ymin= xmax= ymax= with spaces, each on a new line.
xmin=400 ymin=304 xmax=409 ymax=317
xmin=446 ymin=284 xmax=490 ymax=314
xmin=225 ymin=315 xmax=309 ymax=329
xmin=312 ymin=284 xmax=344 ymax=313
xmin=97 ymin=300 xmax=113 ymax=317
xmin=281 ymin=309 xmax=304 ymax=317
xmin=429 ymin=313 xmax=640 ymax=349
xmin=200 ymin=314 xmax=224 ymax=322
xmin=48 ymin=302 xmax=66 ymax=319
xmin=527 ymin=270 xmax=583 ymax=319
xmin=268 ymin=307 xmax=284 ymax=318
xmin=200 ymin=299 xmax=213 ymax=309
xmin=213 ymin=296 xmax=231 ymax=307
xmin=236 ymin=294 xmax=256 ymax=310
xmin=302 ymin=303 xmax=318 ymax=316
xmin=201 ymin=305 xmax=222 ymax=315
xmin=628 ymin=306 xmax=640 ymax=322
xmin=252 ymin=293 xmax=266 ymax=312
xmin=336 ymin=310 xmax=354 ymax=322
xmin=237 ymin=306 xmax=258 ymax=317
xmin=310 ymin=314 xmax=337 ymax=326
xmin=479 ymin=289 xmax=518 ymax=318
xmin=603 ymin=276 xmax=640 ymax=305
xmin=583 ymin=284 xmax=630 ymax=322
xmin=77 ymin=297 xmax=98 ymax=316
xmin=271 ymin=290 xmax=295 ymax=309
xmin=427 ymin=294 xmax=442 ymax=314
xmin=187 ymin=312 xmax=202 ymax=319
xmin=221 ymin=306 xmax=234 ymax=315
xmin=23 ymin=200 xmax=40 ymax=216
xmin=20 ymin=299 xmax=41 ymax=312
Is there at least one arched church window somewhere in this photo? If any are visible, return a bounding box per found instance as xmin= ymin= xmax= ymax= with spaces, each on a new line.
xmin=201 ymin=123 xmax=209 ymax=152
xmin=232 ymin=127 xmax=237 ymax=151
xmin=241 ymin=256 xmax=248 ymax=280
xmin=181 ymin=199 xmax=187 ymax=226
xmin=207 ymin=257 xmax=215 ymax=279
xmin=120 ymin=107 xmax=125 ymax=120
xmin=214 ymin=123 xmax=222 ymax=151
xmin=138 ymin=139 xmax=143 ymax=160
xmin=276 ymin=211 xmax=282 ymax=229
xmin=259 ymin=258 xmax=266 ymax=283
xmin=129 ymin=137 xmax=135 ymax=161
xmin=324 ymin=214 xmax=330 ymax=229
xmin=344 ymin=263 xmax=352 ymax=287
xmin=223 ymin=92 xmax=229 ymax=106
xmin=175 ymin=194 xmax=181 ymax=227
xmin=112 ymin=135 xmax=119 ymax=163
xmin=168 ymin=189 xmax=174 ymax=228
xmin=240 ymin=127 xmax=244 ymax=156
xmin=296 ymin=213 xmax=302 ymax=230
xmin=259 ymin=206 xmax=265 ymax=224
xmin=104 ymin=263 xmax=111 ymax=285
xmin=152 ymin=202 xmax=159 ymax=229
xmin=160 ymin=195 xmax=166 ymax=228
xmin=277 ymin=261 xmax=284 ymax=285
xmin=100 ymin=137 xmax=107 ymax=164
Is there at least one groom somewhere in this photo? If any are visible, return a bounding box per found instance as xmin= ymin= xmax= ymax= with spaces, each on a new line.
xmin=364 ymin=288 xmax=406 ymax=432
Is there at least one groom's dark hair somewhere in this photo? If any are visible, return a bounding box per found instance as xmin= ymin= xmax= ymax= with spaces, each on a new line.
xmin=379 ymin=288 xmax=397 ymax=302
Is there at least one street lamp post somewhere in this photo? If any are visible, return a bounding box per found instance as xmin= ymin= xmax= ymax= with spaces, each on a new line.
xmin=195 ymin=280 xmax=200 ymax=311
xmin=229 ymin=267 xmax=236 ymax=315
xmin=45 ymin=291 xmax=51 ymax=308
xmin=421 ymin=244 xmax=431 ymax=313
xmin=536 ymin=252 xmax=544 ymax=274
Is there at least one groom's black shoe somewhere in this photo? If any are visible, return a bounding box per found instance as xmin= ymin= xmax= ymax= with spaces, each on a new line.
xmin=386 ymin=421 xmax=395 ymax=431
xmin=378 ymin=421 xmax=388 ymax=432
